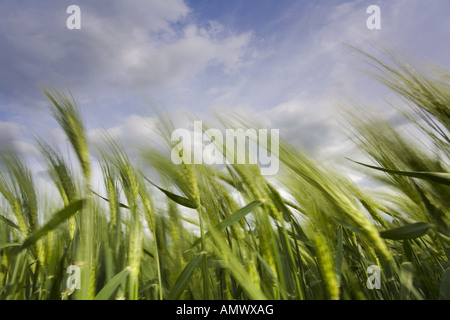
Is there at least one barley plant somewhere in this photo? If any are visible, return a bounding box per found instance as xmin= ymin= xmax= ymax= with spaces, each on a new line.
xmin=0 ymin=50 xmax=449 ymax=300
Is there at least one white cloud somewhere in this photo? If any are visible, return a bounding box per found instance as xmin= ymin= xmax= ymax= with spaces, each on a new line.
xmin=0 ymin=121 xmax=39 ymax=158
xmin=0 ymin=0 xmax=256 ymax=111
xmin=87 ymin=114 xmax=158 ymax=155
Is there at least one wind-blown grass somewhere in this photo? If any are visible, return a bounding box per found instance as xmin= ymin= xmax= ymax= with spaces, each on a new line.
xmin=0 ymin=49 xmax=448 ymax=300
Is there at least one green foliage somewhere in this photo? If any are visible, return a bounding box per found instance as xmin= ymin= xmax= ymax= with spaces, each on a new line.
xmin=0 ymin=48 xmax=448 ymax=300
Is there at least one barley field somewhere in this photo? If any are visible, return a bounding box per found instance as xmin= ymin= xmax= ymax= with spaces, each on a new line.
xmin=0 ymin=51 xmax=449 ymax=300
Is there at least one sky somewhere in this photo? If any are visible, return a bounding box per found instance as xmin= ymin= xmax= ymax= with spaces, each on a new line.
xmin=0 ymin=0 xmax=449 ymax=187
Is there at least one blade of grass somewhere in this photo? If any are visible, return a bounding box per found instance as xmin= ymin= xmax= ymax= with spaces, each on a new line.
xmin=0 ymin=214 xmax=19 ymax=230
xmin=167 ymin=252 xmax=205 ymax=300
xmin=144 ymin=177 xmax=198 ymax=209
xmin=0 ymin=243 xmax=20 ymax=250
xmin=379 ymin=223 xmax=431 ymax=240
xmin=90 ymin=189 xmax=130 ymax=209
xmin=14 ymin=199 xmax=85 ymax=253
xmin=348 ymin=159 xmax=450 ymax=186
xmin=215 ymin=200 xmax=263 ymax=232
xmin=94 ymin=267 xmax=131 ymax=300
xmin=191 ymin=200 xmax=263 ymax=248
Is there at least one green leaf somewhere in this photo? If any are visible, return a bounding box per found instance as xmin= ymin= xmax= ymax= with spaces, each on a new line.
xmin=215 ymin=200 xmax=263 ymax=232
xmin=91 ymin=189 xmax=130 ymax=209
xmin=167 ymin=253 xmax=204 ymax=300
xmin=0 ymin=214 xmax=19 ymax=230
xmin=15 ymin=199 xmax=85 ymax=253
xmin=94 ymin=267 xmax=131 ymax=300
xmin=144 ymin=177 xmax=198 ymax=209
xmin=380 ymin=222 xmax=431 ymax=240
xmin=0 ymin=243 xmax=20 ymax=250
xmin=348 ymin=159 xmax=450 ymax=186
xmin=440 ymin=269 xmax=450 ymax=300
xmin=191 ymin=200 xmax=263 ymax=247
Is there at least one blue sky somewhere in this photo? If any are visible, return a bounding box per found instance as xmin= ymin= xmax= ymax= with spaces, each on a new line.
xmin=0 ymin=0 xmax=449 ymax=178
